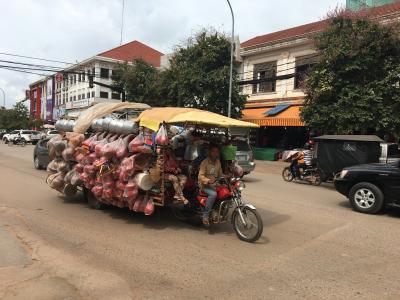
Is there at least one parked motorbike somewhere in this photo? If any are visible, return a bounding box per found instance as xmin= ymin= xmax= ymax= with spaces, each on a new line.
xmin=8 ymin=136 xmax=26 ymax=147
xmin=171 ymin=177 xmax=263 ymax=243
xmin=282 ymin=164 xmax=322 ymax=186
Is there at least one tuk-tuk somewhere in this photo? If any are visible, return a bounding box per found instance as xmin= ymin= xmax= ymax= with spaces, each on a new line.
xmin=313 ymin=135 xmax=383 ymax=181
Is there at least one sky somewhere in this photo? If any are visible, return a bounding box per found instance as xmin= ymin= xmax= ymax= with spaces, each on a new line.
xmin=0 ymin=0 xmax=344 ymax=108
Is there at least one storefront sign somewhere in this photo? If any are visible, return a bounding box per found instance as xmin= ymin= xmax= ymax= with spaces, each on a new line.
xmin=66 ymin=99 xmax=89 ymax=109
xmin=53 ymin=105 xmax=66 ymax=120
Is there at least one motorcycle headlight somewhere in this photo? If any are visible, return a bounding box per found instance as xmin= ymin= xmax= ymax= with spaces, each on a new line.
xmin=235 ymin=180 xmax=246 ymax=191
xmin=340 ymin=170 xmax=349 ymax=178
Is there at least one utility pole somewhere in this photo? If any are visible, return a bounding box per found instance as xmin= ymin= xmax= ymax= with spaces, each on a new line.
xmin=226 ymin=0 xmax=234 ymax=118
xmin=0 ymin=87 xmax=5 ymax=108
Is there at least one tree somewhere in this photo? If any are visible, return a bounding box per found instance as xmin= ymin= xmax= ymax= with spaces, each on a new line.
xmin=301 ymin=15 xmax=400 ymax=135
xmin=112 ymin=58 xmax=162 ymax=107
xmin=0 ymin=102 xmax=33 ymax=130
xmin=164 ymin=29 xmax=246 ymax=118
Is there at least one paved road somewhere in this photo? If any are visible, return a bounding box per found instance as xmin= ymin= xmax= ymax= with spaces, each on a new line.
xmin=1 ymin=143 xmax=400 ymax=299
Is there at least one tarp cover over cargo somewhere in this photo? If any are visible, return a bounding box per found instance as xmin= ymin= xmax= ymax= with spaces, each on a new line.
xmin=135 ymin=107 xmax=259 ymax=131
xmin=73 ymin=102 xmax=151 ymax=133
xmin=314 ymin=135 xmax=383 ymax=176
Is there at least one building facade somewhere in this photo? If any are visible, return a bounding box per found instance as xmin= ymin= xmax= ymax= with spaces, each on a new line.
xmin=240 ymin=2 xmax=400 ymax=150
xmin=347 ymin=0 xmax=398 ymax=10
xmin=30 ymin=40 xmax=163 ymax=121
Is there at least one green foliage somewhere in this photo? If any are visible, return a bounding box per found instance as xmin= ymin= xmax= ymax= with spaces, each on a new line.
xmin=301 ymin=16 xmax=400 ymax=135
xmin=113 ymin=29 xmax=246 ymax=118
xmin=0 ymin=102 xmax=33 ymax=130
xmin=165 ymin=29 xmax=246 ymax=118
xmin=112 ymin=58 xmax=162 ymax=107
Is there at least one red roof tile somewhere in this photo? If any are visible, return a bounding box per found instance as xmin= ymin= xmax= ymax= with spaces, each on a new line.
xmin=98 ymin=40 xmax=163 ymax=67
xmin=241 ymin=1 xmax=400 ymax=49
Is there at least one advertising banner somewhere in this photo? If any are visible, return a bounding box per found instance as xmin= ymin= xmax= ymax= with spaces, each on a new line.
xmin=46 ymin=78 xmax=54 ymax=121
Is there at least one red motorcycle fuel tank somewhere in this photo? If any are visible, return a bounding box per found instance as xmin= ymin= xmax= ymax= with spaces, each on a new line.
xmin=216 ymin=185 xmax=231 ymax=200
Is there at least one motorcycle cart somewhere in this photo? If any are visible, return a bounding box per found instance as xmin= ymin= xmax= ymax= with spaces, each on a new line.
xmin=313 ymin=135 xmax=383 ymax=181
xmin=50 ymin=105 xmax=263 ymax=243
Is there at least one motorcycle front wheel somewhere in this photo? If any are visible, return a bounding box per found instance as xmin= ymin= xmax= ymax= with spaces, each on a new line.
xmin=282 ymin=167 xmax=294 ymax=182
xmin=232 ymin=206 xmax=263 ymax=243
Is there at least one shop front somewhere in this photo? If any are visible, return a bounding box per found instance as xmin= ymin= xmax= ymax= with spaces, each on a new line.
xmin=242 ymin=104 xmax=309 ymax=160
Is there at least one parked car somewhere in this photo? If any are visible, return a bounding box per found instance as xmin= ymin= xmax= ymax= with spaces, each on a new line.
xmin=42 ymin=129 xmax=59 ymax=139
xmin=3 ymin=130 xmax=41 ymax=144
xmin=232 ymin=139 xmax=256 ymax=176
xmin=334 ymin=161 xmax=400 ymax=214
xmin=33 ymin=138 xmax=51 ymax=170
xmin=380 ymin=143 xmax=400 ymax=164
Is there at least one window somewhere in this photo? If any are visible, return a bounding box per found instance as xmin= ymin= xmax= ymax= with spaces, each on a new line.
xmin=111 ymin=93 xmax=120 ymax=100
xmin=100 ymin=68 xmax=109 ymax=79
xmin=294 ymin=55 xmax=318 ymax=90
xmin=82 ymin=93 xmax=85 ymax=99
xmin=70 ymin=96 xmax=72 ymax=102
xmin=87 ymin=92 xmax=90 ymax=98
xmin=78 ymin=95 xmax=81 ymax=100
xmin=70 ymin=76 xmax=73 ymax=85
xmin=78 ymin=74 xmax=81 ymax=82
xmin=73 ymin=96 xmax=76 ymax=101
xmin=91 ymin=91 xmax=95 ymax=97
xmin=82 ymin=72 xmax=85 ymax=81
xmin=100 ymin=91 xmax=109 ymax=99
xmin=92 ymin=67 xmax=95 ymax=76
xmin=73 ymin=75 xmax=76 ymax=84
xmin=252 ymin=61 xmax=277 ymax=94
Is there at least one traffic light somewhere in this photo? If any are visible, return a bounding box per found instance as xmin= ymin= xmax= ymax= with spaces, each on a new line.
xmin=89 ymin=75 xmax=94 ymax=88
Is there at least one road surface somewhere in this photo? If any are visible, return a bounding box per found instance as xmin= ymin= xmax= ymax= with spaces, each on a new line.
xmin=0 ymin=143 xmax=400 ymax=299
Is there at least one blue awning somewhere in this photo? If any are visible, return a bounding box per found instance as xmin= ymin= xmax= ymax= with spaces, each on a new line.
xmin=265 ymin=104 xmax=291 ymax=116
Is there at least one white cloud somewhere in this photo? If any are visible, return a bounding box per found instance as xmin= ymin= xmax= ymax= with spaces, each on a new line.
xmin=0 ymin=0 xmax=344 ymax=107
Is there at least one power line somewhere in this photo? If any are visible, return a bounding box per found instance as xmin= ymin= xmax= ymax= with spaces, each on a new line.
xmin=0 ymin=52 xmax=74 ymax=65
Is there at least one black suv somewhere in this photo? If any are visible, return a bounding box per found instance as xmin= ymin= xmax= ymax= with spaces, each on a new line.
xmin=334 ymin=161 xmax=400 ymax=214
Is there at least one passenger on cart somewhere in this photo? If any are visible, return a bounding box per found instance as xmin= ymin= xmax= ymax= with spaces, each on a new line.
xmin=164 ymin=148 xmax=188 ymax=204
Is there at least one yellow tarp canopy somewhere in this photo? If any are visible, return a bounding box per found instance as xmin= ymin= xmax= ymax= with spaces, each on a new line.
xmin=136 ymin=107 xmax=259 ymax=131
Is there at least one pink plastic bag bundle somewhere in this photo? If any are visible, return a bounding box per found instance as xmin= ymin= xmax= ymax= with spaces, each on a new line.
xmin=119 ymin=156 xmax=135 ymax=182
xmin=123 ymin=179 xmax=138 ymax=202
xmin=82 ymin=135 xmax=97 ymax=151
xmin=144 ymin=198 xmax=155 ymax=216
xmin=95 ymin=138 xmax=108 ymax=158
xmin=155 ymin=125 xmax=169 ymax=145
xmin=128 ymin=133 xmax=145 ymax=153
xmin=102 ymin=187 xmax=113 ymax=201
xmin=91 ymin=181 xmax=103 ymax=198
xmin=115 ymin=138 xmax=128 ymax=159
xmin=101 ymin=139 xmax=119 ymax=160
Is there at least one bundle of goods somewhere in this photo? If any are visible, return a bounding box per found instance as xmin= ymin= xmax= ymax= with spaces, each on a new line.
xmin=46 ymin=118 xmax=156 ymax=216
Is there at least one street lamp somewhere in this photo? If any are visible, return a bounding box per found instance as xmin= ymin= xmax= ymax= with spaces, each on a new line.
xmin=226 ymin=0 xmax=234 ymax=118
xmin=0 ymin=87 xmax=5 ymax=108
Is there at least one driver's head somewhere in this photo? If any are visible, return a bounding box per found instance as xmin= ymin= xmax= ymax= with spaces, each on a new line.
xmin=208 ymin=144 xmax=219 ymax=160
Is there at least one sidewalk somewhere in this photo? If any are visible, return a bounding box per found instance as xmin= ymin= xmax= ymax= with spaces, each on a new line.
xmin=253 ymin=160 xmax=289 ymax=176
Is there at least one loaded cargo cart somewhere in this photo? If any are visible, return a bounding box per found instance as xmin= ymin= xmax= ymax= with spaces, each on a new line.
xmin=46 ymin=104 xmax=263 ymax=242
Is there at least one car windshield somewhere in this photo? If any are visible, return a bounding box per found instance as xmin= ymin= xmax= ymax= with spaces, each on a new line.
xmin=388 ymin=144 xmax=400 ymax=158
xmin=233 ymin=140 xmax=251 ymax=151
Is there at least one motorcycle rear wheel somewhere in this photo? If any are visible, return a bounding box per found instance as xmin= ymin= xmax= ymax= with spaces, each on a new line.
xmin=232 ymin=207 xmax=263 ymax=243
xmin=282 ymin=167 xmax=294 ymax=182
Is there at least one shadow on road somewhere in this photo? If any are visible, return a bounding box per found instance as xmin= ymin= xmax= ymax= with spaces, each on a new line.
xmin=59 ymin=192 xmax=290 ymax=244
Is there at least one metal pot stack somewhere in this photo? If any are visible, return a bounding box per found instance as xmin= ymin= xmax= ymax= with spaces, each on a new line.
xmin=55 ymin=120 xmax=76 ymax=132
xmin=91 ymin=118 xmax=138 ymax=134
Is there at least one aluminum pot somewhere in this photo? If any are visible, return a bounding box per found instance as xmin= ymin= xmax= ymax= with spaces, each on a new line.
xmin=101 ymin=118 xmax=112 ymax=131
xmin=66 ymin=120 xmax=75 ymax=132
xmin=109 ymin=119 xmax=120 ymax=133
xmin=121 ymin=120 xmax=138 ymax=134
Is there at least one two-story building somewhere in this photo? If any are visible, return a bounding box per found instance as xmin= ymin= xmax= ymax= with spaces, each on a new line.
xmin=30 ymin=40 xmax=163 ymax=121
xmin=240 ymin=1 xmax=400 ymax=150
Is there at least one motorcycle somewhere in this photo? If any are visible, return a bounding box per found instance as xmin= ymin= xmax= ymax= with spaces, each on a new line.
xmin=8 ymin=136 xmax=26 ymax=147
xmin=282 ymin=163 xmax=322 ymax=186
xmin=171 ymin=177 xmax=263 ymax=243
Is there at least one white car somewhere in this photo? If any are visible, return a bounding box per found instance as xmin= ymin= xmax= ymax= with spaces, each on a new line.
xmin=41 ymin=129 xmax=60 ymax=139
xmin=3 ymin=130 xmax=41 ymax=144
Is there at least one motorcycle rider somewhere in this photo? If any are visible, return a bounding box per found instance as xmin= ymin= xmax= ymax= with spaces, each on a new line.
xmin=198 ymin=144 xmax=223 ymax=226
xmin=290 ymin=143 xmax=313 ymax=179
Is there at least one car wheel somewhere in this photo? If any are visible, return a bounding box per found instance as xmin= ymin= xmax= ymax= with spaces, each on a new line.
xmin=32 ymin=141 xmax=38 ymax=145
xmin=349 ymin=182 xmax=384 ymax=214
xmin=4 ymin=138 xmax=8 ymax=144
xmin=34 ymin=156 xmax=42 ymax=170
